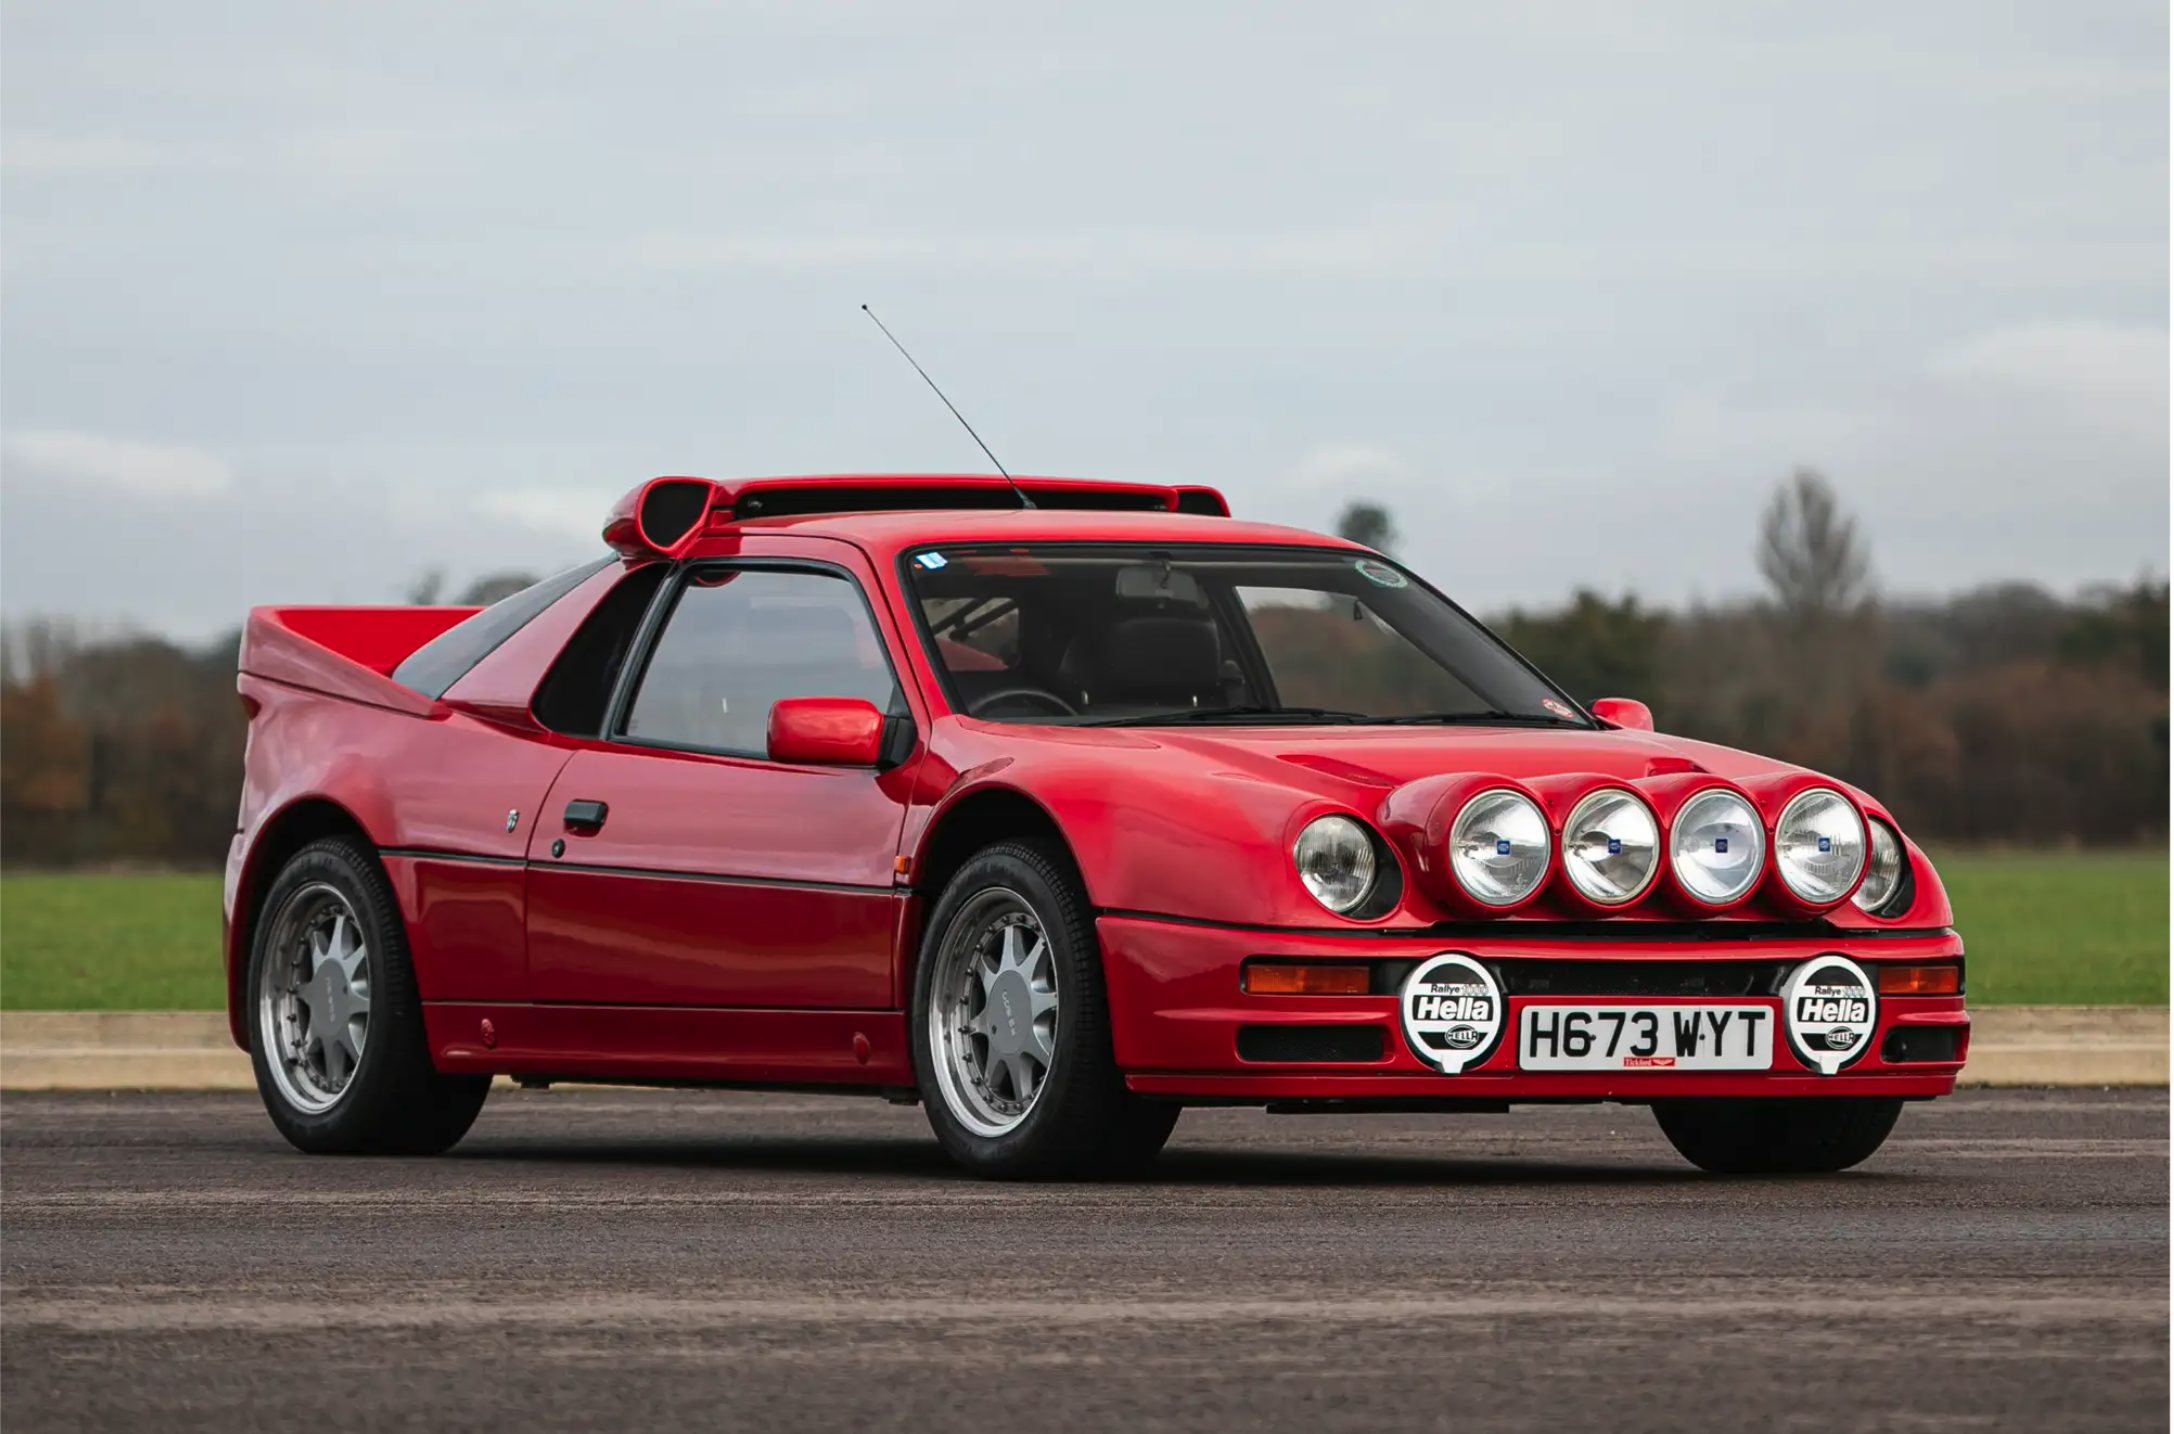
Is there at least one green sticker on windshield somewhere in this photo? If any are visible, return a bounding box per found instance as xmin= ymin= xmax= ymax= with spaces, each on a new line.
xmin=1354 ymin=559 xmax=1407 ymax=589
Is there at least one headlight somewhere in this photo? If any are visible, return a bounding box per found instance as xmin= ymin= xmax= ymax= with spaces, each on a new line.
xmin=1448 ymin=788 xmax=1550 ymax=907
xmin=1775 ymin=787 xmax=1867 ymax=904
xmin=1562 ymin=787 xmax=1661 ymax=906
xmin=1293 ymin=815 xmax=1377 ymax=914
xmin=1669 ymin=788 xmax=1764 ymax=905
xmin=1851 ymin=817 xmax=1908 ymax=914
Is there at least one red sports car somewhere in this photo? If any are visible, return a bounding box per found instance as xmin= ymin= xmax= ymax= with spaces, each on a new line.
xmin=225 ymin=473 xmax=1967 ymax=1177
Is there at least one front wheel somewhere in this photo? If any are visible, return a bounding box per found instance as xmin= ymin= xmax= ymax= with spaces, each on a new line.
xmin=1652 ymin=1097 xmax=1903 ymax=1174
xmin=247 ymin=837 xmax=490 ymax=1155
xmin=910 ymin=840 xmax=1179 ymax=1180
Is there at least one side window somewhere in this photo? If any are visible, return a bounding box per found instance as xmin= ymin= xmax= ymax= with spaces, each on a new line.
xmin=531 ymin=563 xmax=669 ymax=738
xmin=622 ymin=567 xmax=900 ymax=756
xmin=921 ymin=597 xmax=1020 ymax=673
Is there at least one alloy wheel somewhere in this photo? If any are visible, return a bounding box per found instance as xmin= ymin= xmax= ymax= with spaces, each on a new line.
xmin=256 ymin=882 xmax=372 ymax=1115
xmin=926 ymin=888 xmax=1061 ymax=1137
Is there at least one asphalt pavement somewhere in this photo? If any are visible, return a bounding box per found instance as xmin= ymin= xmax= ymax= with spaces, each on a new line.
xmin=3 ymin=1087 xmax=2166 ymax=1432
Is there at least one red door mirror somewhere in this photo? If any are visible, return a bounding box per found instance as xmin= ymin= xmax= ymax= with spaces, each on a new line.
xmin=768 ymin=696 xmax=885 ymax=765
xmin=1590 ymin=697 xmax=1654 ymax=732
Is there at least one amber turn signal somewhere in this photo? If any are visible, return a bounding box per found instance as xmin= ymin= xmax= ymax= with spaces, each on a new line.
xmin=1245 ymin=962 xmax=1371 ymax=996
xmin=1876 ymin=964 xmax=1961 ymax=996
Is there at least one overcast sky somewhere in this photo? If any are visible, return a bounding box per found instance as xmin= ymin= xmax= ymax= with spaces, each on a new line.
xmin=3 ymin=1 xmax=2166 ymax=640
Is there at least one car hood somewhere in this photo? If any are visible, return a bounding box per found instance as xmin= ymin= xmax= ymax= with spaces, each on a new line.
xmin=926 ymin=716 xmax=1928 ymax=929
xmin=1087 ymin=722 xmax=1800 ymax=797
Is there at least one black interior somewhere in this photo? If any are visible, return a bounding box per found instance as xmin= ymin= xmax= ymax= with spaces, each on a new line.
xmin=531 ymin=564 xmax=668 ymax=737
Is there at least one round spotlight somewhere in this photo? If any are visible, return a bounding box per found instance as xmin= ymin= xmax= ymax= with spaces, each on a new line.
xmin=1775 ymin=787 xmax=1867 ymax=905
xmin=1561 ymin=787 xmax=1661 ymax=906
xmin=1669 ymin=788 xmax=1764 ymax=905
xmin=1448 ymin=788 xmax=1550 ymax=907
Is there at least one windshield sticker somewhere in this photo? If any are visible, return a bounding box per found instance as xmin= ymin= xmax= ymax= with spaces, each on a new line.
xmin=1541 ymin=697 xmax=1577 ymax=720
xmin=915 ymin=552 xmax=947 ymax=570
xmin=1353 ymin=559 xmax=1406 ymax=589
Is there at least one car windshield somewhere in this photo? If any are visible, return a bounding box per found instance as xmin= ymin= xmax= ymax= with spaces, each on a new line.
xmin=903 ymin=543 xmax=1586 ymax=727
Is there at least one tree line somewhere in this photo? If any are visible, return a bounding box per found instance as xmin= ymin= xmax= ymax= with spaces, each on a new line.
xmin=1 ymin=475 xmax=2162 ymax=867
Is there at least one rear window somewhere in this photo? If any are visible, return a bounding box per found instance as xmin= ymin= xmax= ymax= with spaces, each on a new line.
xmin=391 ymin=558 xmax=614 ymax=699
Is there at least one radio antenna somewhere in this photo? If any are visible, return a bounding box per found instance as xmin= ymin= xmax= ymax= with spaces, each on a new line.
xmin=861 ymin=304 xmax=1033 ymax=509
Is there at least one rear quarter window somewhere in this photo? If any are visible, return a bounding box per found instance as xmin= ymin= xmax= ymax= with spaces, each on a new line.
xmin=391 ymin=558 xmax=614 ymax=699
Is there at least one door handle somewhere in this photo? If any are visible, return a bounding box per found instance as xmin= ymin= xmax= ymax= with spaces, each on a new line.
xmin=562 ymin=799 xmax=609 ymax=833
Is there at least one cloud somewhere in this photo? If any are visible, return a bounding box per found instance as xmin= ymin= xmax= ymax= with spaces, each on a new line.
xmin=474 ymin=488 xmax=616 ymax=542
xmin=1930 ymin=322 xmax=2170 ymax=442
xmin=1294 ymin=444 xmax=1411 ymax=487
xmin=1 ymin=431 xmax=233 ymax=499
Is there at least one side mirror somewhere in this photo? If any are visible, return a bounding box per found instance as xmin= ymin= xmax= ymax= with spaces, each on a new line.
xmin=1590 ymin=697 xmax=1654 ymax=732
xmin=768 ymin=697 xmax=885 ymax=766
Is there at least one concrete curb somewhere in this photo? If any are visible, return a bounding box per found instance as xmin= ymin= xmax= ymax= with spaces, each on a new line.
xmin=1958 ymin=1006 xmax=2168 ymax=1088
xmin=3 ymin=1007 xmax=2166 ymax=1092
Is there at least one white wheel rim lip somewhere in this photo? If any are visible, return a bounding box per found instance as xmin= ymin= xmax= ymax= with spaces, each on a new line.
xmin=926 ymin=886 xmax=1060 ymax=1138
xmin=256 ymin=882 xmax=371 ymax=1115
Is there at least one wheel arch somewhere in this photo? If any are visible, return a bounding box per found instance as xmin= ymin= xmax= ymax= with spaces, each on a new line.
xmin=905 ymin=784 xmax=1086 ymax=999
xmin=226 ymin=797 xmax=382 ymax=1047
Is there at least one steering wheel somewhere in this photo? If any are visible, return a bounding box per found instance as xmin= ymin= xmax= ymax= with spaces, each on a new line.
xmin=968 ymin=687 xmax=1080 ymax=719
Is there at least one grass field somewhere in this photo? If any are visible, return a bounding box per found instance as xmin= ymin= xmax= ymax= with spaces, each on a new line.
xmin=3 ymin=873 xmax=228 ymax=1010
xmin=1931 ymin=850 xmax=2167 ymax=1006
xmin=1 ymin=855 xmax=2166 ymax=1009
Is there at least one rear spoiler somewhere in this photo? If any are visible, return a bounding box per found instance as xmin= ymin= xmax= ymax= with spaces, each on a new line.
xmin=239 ymin=606 xmax=479 ymax=716
xmin=604 ymin=473 xmax=1232 ymax=558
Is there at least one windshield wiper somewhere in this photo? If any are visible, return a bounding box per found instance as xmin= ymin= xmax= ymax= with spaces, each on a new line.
xmin=1376 ymin=709 xmax=1585 ymax=727
xmin=1083 ymin=705 xmax=1374 ymax=727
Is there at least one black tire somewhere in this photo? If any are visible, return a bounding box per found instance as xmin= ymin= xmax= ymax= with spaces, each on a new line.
xmin=246 ymin=837 xmax=490 ymax=1155
xmin=910 ymin=839 xmax=1179 ymax=1180
xmin=1652 ymin=1097 xmax=1903 ymax=1174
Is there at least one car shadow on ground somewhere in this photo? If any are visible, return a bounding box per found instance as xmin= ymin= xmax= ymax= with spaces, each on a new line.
xmin=441 ymin=1133 xmax=1748 ymax=1187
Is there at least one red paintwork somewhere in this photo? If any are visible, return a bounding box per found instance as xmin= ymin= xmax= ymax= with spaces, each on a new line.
xmin=521 ymin=743 xmax=908 ymax=1007
xmin=1097 ymin=914 xmax=1964 ymax=1097
xmin=1590 ymin=696 xmax=1654 ymax=731
xmin=426 ymin=1003 xmax=911 ymax=1085
xmin=224 ymin=474 xmax=1963 ymax=1105
xmin=241 ymin=607 xmax=461 ymax=712
xmin=441 ymin=560 xmax=644 ymax=729
xmin=603 ymin=473 xmax=1229 ymax=562
xmin=769 ymin=697 xmax=885 ymax=766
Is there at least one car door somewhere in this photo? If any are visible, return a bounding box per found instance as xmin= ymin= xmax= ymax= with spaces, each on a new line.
xmin=524 ymin=552 xmax=920 ymax=1009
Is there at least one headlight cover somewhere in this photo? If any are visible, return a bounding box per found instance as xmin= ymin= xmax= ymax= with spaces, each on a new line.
xmin=1448 ymin=788 xmax=1550 ymax=907
xmin=1669 ymin=788 xmax=1764 ymax=905
xmin=1293 ymin=815 xmax=1377 ymax=914
xmin=1775 ymin=787 xmax=1867 ymax=904
xmin=1561 ymin=787 xmax=1661 ymax=905
xmin=1851 ymin=817 xmax=1908 ymax=915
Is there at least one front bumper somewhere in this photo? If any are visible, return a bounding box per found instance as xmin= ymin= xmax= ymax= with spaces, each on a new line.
xmin=1098 ymin=913 xmax=1967 ymax=1102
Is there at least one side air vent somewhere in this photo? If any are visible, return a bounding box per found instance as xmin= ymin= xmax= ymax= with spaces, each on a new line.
xmin=638 ymin=479 xmax=712 ymax=549
xmin=1880 ymin=1025 xmax=1961 ymax=1064
xmin=1236 ymin=1025 xmax=1386 ymax=1064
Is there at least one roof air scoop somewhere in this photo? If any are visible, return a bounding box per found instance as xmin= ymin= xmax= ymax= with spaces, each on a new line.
xmin=603 ymin=477 xmax=724 ymax=559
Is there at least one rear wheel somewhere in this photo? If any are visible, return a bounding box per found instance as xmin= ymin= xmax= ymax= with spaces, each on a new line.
xmin=911 ymin=840 xmax=1179 ymax=1179
xmin=1652 ymin=1097 xmax=1903 ymax=1174
xmin=248 ymin=837 xmax=489 ymax=1155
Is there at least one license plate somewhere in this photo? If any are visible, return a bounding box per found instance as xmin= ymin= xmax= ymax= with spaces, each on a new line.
xmin=1517 ymin=1004 xmax=1774 ymax=1071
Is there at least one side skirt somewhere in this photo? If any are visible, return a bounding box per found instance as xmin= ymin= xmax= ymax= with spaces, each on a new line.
xmin=424 ymin=1003 xmax=911 ymax=1086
